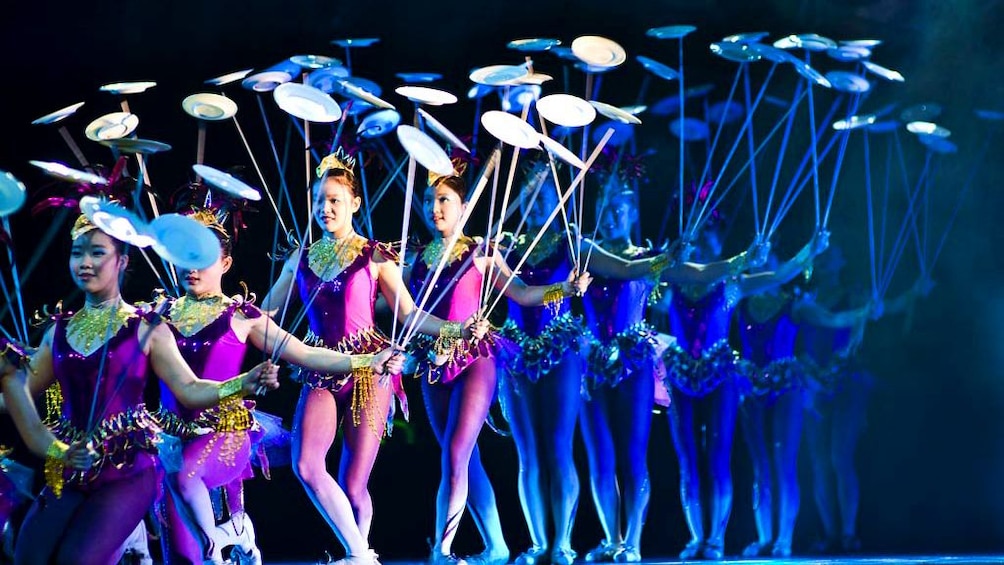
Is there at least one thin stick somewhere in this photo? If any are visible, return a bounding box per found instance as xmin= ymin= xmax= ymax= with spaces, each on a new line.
xmin=390 ymin=156 xmax=418 ymax=344
xmin=232 ymin=115 xmax=290 ymax=236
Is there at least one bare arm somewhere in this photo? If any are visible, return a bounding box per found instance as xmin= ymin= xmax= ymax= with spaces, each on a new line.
xmin=579 ymin=239 xmax=659 ymax=280
xmin=738 ymin=243 xmax=813 ymax=297
xmin=0 ymin=329 xmax=58 ymax=458
xmin=146 ymin=322 xmax=277 ymax=409
xmin=259 ymin=252 xmax=300 ymax=315
xmin=793 ymin=299 xmax=869 ymax=328
xmin=660 ymin=252 xmax=748 ymax=286
xmin=484 ymin=251 xmax=580 ymax=307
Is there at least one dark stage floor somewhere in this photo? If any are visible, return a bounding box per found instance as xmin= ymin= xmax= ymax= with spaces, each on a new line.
xmin=267 ymin=557 xmax=1004 ymax=565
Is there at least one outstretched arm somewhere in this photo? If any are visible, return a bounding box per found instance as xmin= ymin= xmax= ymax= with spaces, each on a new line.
xmin=793 ymin=299 xmax=869 ymax=328
xmin=260 ymin=252 xmax=301 ymax=315
xmin=485 ymin=251 xmax=589 ymax=307
xmin=146 ymin=322 xmax=278 ymax=409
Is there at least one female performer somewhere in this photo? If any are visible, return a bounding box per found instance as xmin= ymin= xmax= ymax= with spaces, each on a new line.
xmin=159 ymin=205 xmax=402 ymax=565
xmin=261 ymin=150 xmax=483 ymax=563
xmin=0 ymin=214 xmax=278 ymax=565
xmin=409 ymin=161 xmax=590 ymax=565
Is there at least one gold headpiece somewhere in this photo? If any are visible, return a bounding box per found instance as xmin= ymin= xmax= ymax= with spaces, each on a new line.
xmin=428 ymin=158 xmax=469 ymax=187
xmin=186 ymin=207 xmax=230 ymax=240
xmin=316 ymin=147 xmax=357 ymax=179
xmin=70 ymin=214 xmax=98 ymax=241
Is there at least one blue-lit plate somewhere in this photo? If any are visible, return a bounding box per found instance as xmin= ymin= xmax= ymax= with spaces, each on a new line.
xmin=307 ymin=66 xmax=352 ymax=93
xmin=0 ymin=171 xmax=27 ymax=217
xmin=31 ymin=102 xmax=85 ymax=126
xmin=29 ymin=160 xmax=108 ymax=185
xmin=906 ymin=121 xmax=951 ymax=138
xmin=331 ymin=38 xmax=380 ymax=48
xmin=205 ymin=68 xmax=254 ymax=86
xmin=290 ymin=54 xmax=341 ymax=70
xmin=396 ymin=72 xmax=443 ymax=83
xmin=79 ymin=196 xmax=156 ymax=248
xmin=469 ymin=64 xmax=529 ymax=86
xmin=832 ymin=113 xmax=877 ymax=131
xmin=337 ymin=79 xmax=394 ymax=110
xmin=241 ymin=71 xmax=293 ymax=93
xmin=396 ymin=125 xmax=454 ymax=176
xmin=824 ymin=71 xmax=870 ymax=94
xmin=669 ymin=117 xmax=710 ymax=141
xmin=357 ymin=109 xmax=401 ymax=138
xmin=646 ymin=25 xmax=696 ymax=40
xmin=193 ymin=164 xmax=261 ymax=201
xmin=99 ymin=81 xmax=156 ymax=95
xmin=636 ymin=55 xmax=679 ymax=81
xmin=862 ymin=61 xmax=905 ymax=82
xmin=710 ymin=42 xmax=762 ymax=63
xmin=150 ymin=213 xmax=221 ymax=270
xmin=507 ymin=38 xmax=561 ymax=52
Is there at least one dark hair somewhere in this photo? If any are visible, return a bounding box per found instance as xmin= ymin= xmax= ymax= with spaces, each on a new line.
xmin=432 ymin=175 xmax=468 ymax=201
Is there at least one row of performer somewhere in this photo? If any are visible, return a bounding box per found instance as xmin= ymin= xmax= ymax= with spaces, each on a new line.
xmin=0 ymin=149 xmax=926 ymax=565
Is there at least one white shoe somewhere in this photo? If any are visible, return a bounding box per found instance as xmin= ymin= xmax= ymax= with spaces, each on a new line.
xmin=230 ymin=512 xmax=263 ymax=565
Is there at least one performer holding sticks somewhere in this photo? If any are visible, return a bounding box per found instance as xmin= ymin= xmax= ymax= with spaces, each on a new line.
xmin=407 ymin=159 xmax=590 ymax=565
xmin=0 ymin=212 xmax=279 ymax=565
xmin=261 ymin=149 xmax=484 ymax=564
xmin=659 ymin=187 xmax=826 ymax=561
xmin=157 ymin=202 xmax=403 ymax=565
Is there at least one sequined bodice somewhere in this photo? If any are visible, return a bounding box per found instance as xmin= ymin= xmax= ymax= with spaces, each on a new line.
xmin=297 ymin=239 xmax=380 ymax=344
xmin=669 ymin=282 xmax=733 ymax=357
xmin=506 ymin=238 xmax=572 ymax=334
xmin=409 ymin=241 xmax=481 ymax=322
xmin=738 ymin=294 xmax=797 ymax=366
xmin=583 ymin=245 xmax=655 ymax=341
xmin=51 ymin=314 xmax=150 ymax=429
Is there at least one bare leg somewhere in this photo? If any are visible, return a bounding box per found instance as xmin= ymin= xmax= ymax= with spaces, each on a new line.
xmin=339 ymin=382 xmax=394 ymax=542
xmin=499 ymin=374 xmax=549 ymax=555
xmin=609 ymin=368 xmax=653 ymax=557
xmin=537 ymin=355 xmax=582 ymax=557
xmin=739 ymin=396 xmax=773 ymax=555
xmin=806 ymin=391 xmax=838 ymax=548
xmin=705 ymin=380 xmax=739 ymax=555
xmin=580 ymin=387 xmax=621 ymax=551
xmin=666 ymin=390 xmax=703 ymax=555
xmin=772 ymin=391 xmax=805 ymax=556
xmin=832 ymin=377 xmax=868 ymax=549
xmin=292 ymin=386 xmax=370 ymax=557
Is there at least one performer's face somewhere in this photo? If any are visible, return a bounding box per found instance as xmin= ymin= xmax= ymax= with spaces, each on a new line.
xmin=313 ymin=178 xmax=360 ymax=236
xmin=178 ymin=249 xmax=232 ymax=298
xmin=525 ymin=178 xmax=557 ymax=231
xmin=69 ymin=231 xmax=127 ymax=298
xmin=598 ymin=196 xmax=635 ymax=241
xmin=424 ymin=184 xmax=466 ymax=236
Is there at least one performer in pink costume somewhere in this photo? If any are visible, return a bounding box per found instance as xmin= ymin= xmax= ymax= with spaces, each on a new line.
xmin=0 ymin=215 xmax=278 ymax=565
xmin=262 ymin=150 xmax=482 ymax=564
xmin=408 ymin=161 xmax=590 ymax=565
xmin=159 ymin=206 xmax=402 ymax=565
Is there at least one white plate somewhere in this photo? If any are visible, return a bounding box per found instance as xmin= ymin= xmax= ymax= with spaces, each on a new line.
xmin=669 ymin=117 xmax=710 ymax=141
xmin=31 ymin=102 xmax=85 ymax=126
xmin=469 ymin=64 xmax=529 ymax=86
xmin=793 ymin=62 xmax=832 ymax=88
xmin=906 ymin=121 xmax=951 ymax=138
xmin=79 ymin=196 xmax=156 ymax=247
xmin=29 ymin=160 xmax=108 ymax=185
xmin=571 ymin=35 xmax=627 ymax=69
xmin=480 ymin=111 xmax=540 ymax=149
xmin=795 ymin=34 xmax=837 ymax=51
xmin=589 ymin=101 xmax=642 ymax=125
xmin=636 ymin=55 xmax=679 ymax=81
xmin=842 ymin=39 xmax=883 ymax=47
xmin=710 ymin=42 xmax=762 ymax=63
xmin=357 ymin=109 xmax=401 ymax=138
xmin=307 ymin=66 xmax=351 ymax=93
xmin=646 ymin=25 xmax=697 ymax=40
xmin=827 ymin=45 xmax=871 ymax=62
xmin=84 ymin=112 xmax=139 ymax=142
xmin=337 ymin=80 xmax=395 ymax=110
xmin=418 ymin=108 xmax=470 ymax=153
xmin=331 ymin=37 xmax=380 ymax=48
xmin=832 ymin=113 xmax=877 ymax=131
xmin=241 ymin=71 xmax=293 ymax=93
xmin=290 ymin=54 xmax=341 ymax=69
xmin=396 ymin=72 xmax=442 ymax=83
xmin=538 ymin=133 xmax=586 ymax=169
xmin=824 ymin=71 xmax=871 ymax=94
xmin=182 ymin=93 xmax=238 ymax=121
xmin=0 ymin=171 xmax=27 ymax=217
xmin=205 ymin=68 xmax=254 ymax=86
xmin=98 ymin=138 xmax=172 ymax=154
xmin=536 ymin=94 xmax=597 ymax=127
xmin=273 ymin=83 xmax=342 ymax=123
xmin=150 ymin=213 xmax=221 ymax=270
xmin=508 ymin=38 xmax=561 ymax=52
xmin=99 ymin=81 xmax=156 ymax=95
xmin=395 ymin=86 xmax=458 ymax=106
xmin=193 ymin=164 xmax=262 ymax=201
xmin=396 ymin=125 xmax=454 ymax=176
xmin=722 ymin=31 xmax=769 ymax=44
xmin=862 ymin=61 xmax=905 ymax=82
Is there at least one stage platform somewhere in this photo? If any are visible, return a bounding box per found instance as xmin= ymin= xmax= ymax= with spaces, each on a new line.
xmin=268 ymin=557 xmax=1004 ymax=565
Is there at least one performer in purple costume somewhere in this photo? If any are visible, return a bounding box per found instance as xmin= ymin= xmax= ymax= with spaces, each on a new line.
xmin=578 ymin=184 xmax=764 ymax=564
xmin=734 ymin=261 xmax=806 ymax=558
xmin=160 ymin=207 xmax=402 ymax=565
xmin=0 ymin=216 xmax=278 ymax=565
xmin=409 ymin=161 xmax=590 ymax=565
xmin=262 ymin=150 xmax=479 ymax=564
xmin=661 ymin=224 xmax=824 ymax=561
